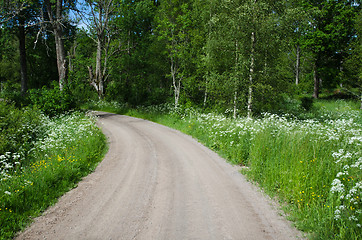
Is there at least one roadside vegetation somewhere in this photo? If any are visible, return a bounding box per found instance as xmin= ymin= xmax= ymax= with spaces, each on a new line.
xmin=87 ymin=98 xmax=361 ymax=240
xmin=0 ymin=100 xmax=107 ymax=240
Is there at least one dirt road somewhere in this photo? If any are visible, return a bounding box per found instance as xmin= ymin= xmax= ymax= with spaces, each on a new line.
xmin=16 ymin=112 xmax=304 ymax=240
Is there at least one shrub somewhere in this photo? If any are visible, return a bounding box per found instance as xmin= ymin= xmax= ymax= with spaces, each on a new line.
xmin=300 ymin=96 xmax=314 ymax=111
xmin=28 ymin=84 xmax=76 ymax=117
xmin=0 ymin=101 xmax=45 ymax=159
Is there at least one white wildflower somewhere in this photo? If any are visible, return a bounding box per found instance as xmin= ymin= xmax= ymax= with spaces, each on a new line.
xmin=349 ymin=215 xmax=358 ymax=221
xmin=331 ymin=179 xmax=345 ymax=193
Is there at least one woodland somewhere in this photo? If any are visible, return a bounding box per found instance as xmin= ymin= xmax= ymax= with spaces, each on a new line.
xmin=0 ymin=0 xmax=361 ymax=115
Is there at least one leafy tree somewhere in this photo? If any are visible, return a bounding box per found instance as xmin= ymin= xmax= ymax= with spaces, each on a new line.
xmin=342 ymin=9 xmax=362 ymax=108
xmin=201 ymin=0 xmax=288 ymax=117
xmin=107 ymin=0 xmax=159 ymax=104
xmin=0 ymin=28 xmax=19 ymax=91
xmin=302 ymin=0 xmax=360 ymax=98
xmin=0 ymin=0 xmax=40 ymax=93
xmin=155 ymin=0 xmax=195 ymax=108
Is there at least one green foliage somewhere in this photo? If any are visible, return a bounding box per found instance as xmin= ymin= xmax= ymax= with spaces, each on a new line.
xmin=0 ymin=28 xmax=19 ymax=85
xmin=0 ymin=82 xmax=27 ymax=107
xmin=28 ymin=84 xmax=76 ymax=117
xmin=300 ymin=96 xmax=314 ymax=111
xmin=301 ymin=0 xmax=360 ymax=92
xmin=82 ymin=99 xmax=129 ymax=114
xmin=0 ymin=101 xmax=44 ymax=160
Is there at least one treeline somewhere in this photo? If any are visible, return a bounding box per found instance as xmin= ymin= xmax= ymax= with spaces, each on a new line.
xmin=0 ymin=0 xmax=361 ymax=116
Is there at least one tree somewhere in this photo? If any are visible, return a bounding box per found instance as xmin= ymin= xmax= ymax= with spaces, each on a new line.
xmin=0 ymin=0 xmax=36 ymax=93
xmin=43 ymin=0 xmax=75 ymax=90
xmin=110 ymin=0 xmax=159 ymax=104
xmin=282 ymin=0 xmax=312 ymax=86
xmin=0 ymin=28 xmax=19 ymax=91
xmin=302 ymin=0 xmax=360 ymax=98
xmin=342 ymin=9 xmax=362 ymax=108
xmin=156 ymin=0 xmax=194 ymax=108
xmin=202 ymin=0 xmax=287 ymax=116
xmin=82 ymin=0 xmax=116 ymax=99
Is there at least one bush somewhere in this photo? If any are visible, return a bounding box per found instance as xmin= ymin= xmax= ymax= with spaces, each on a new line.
xmin=300 ymin=96 xmax=314 ymax=111
xmin=0 ymin=101 xmax=45 ymax=158
xmin=28 ymin=84 xmax=76 ymax=117
xmin=0 ymin=82 xmax=29 ymax=107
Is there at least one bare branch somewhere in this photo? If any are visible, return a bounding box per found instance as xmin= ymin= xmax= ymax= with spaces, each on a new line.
xmin=0 ymin=2 xmax=27 ymax=24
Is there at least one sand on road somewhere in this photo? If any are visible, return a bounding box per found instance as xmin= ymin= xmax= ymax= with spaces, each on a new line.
xmin=16 ymin=112 xmax=304 ymax=240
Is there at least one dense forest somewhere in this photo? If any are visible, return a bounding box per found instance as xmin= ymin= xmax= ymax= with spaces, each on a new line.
xmin=0 ymin=0 xmax=361 ymax=116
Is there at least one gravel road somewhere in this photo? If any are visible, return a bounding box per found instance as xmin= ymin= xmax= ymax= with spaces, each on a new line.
xmin=16 ymin=112 xmax=304 ymax=240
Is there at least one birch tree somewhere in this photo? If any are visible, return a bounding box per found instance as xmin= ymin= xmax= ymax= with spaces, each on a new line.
xmin=156 ymin=0 xmax=193 ymax=108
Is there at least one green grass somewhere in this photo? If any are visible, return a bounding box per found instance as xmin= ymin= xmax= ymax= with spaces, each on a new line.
xmin=87 ymin=100 xmax=361 ymax=240
xmin=0 ymin=112 xmax=107 ymax=240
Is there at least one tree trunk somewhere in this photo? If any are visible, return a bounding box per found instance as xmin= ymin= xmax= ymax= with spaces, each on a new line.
xmin=45 ymin=0 xmax=67 ymax=90
xmin=54 ymin=28 xmax=67 ymax=90
xmin=233 ymin=39 xmax=239 ymax=119
xmin=203 ymin=78 xmax=208 ymax=109
xmin=248 ymin=0 xmax=257 ymax=119
xmin=247 ymin=31 xmax=255 ymax=119
xmin=313 ymin=62 xmax=319 ymax=99
xmin=233 ymin=90 xmax=238 ymax=119
xmin=96 ymin=35 xmax=104 ymax=99
xmin=18 ymin=18 xmax=28 ymax=94
xmin=295 ymin=45 xmax=300 ymax=85
xmin=171 ymin=58 xmax=180 ymax=108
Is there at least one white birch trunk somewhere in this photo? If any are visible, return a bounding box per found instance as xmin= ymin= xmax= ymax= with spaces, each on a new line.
xmin=247 ymin=31 xmax=255 ymax=119
xmin=233 ymin=40 xmax=239 ymax=119
xmin=203 ymin=79 xmax=208 ymax=109
xmin=171 ymin=58 xmax=180 ymax=108
xmin=295 ymin=45 xmax=300 ymax=85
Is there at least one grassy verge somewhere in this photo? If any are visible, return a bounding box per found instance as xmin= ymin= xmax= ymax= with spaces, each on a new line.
xmin=0 ymin=111 xmax=107 ymax=240
xmin=87 ymin=100 xmax=361 ymax=240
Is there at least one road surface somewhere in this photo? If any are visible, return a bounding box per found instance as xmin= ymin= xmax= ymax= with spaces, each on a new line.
xmin=16 ymin=112 xmax=304 ymax=240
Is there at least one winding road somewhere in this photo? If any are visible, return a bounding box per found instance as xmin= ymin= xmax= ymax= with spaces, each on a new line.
xmin=16 ymin=112 xmax=304 ymax=240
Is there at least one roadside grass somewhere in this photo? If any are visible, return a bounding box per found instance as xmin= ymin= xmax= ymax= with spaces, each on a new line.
xmin=0 ymin=111 xmax=107 ymax=240
xmin=88 ymin=99 xmax=361 ymax=240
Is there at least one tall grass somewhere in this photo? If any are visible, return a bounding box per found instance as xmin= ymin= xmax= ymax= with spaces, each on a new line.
xmin=91 ymin=100 xmax=359 ymax=240
xmin=0 ymin=111 xmax=107 ymax=240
